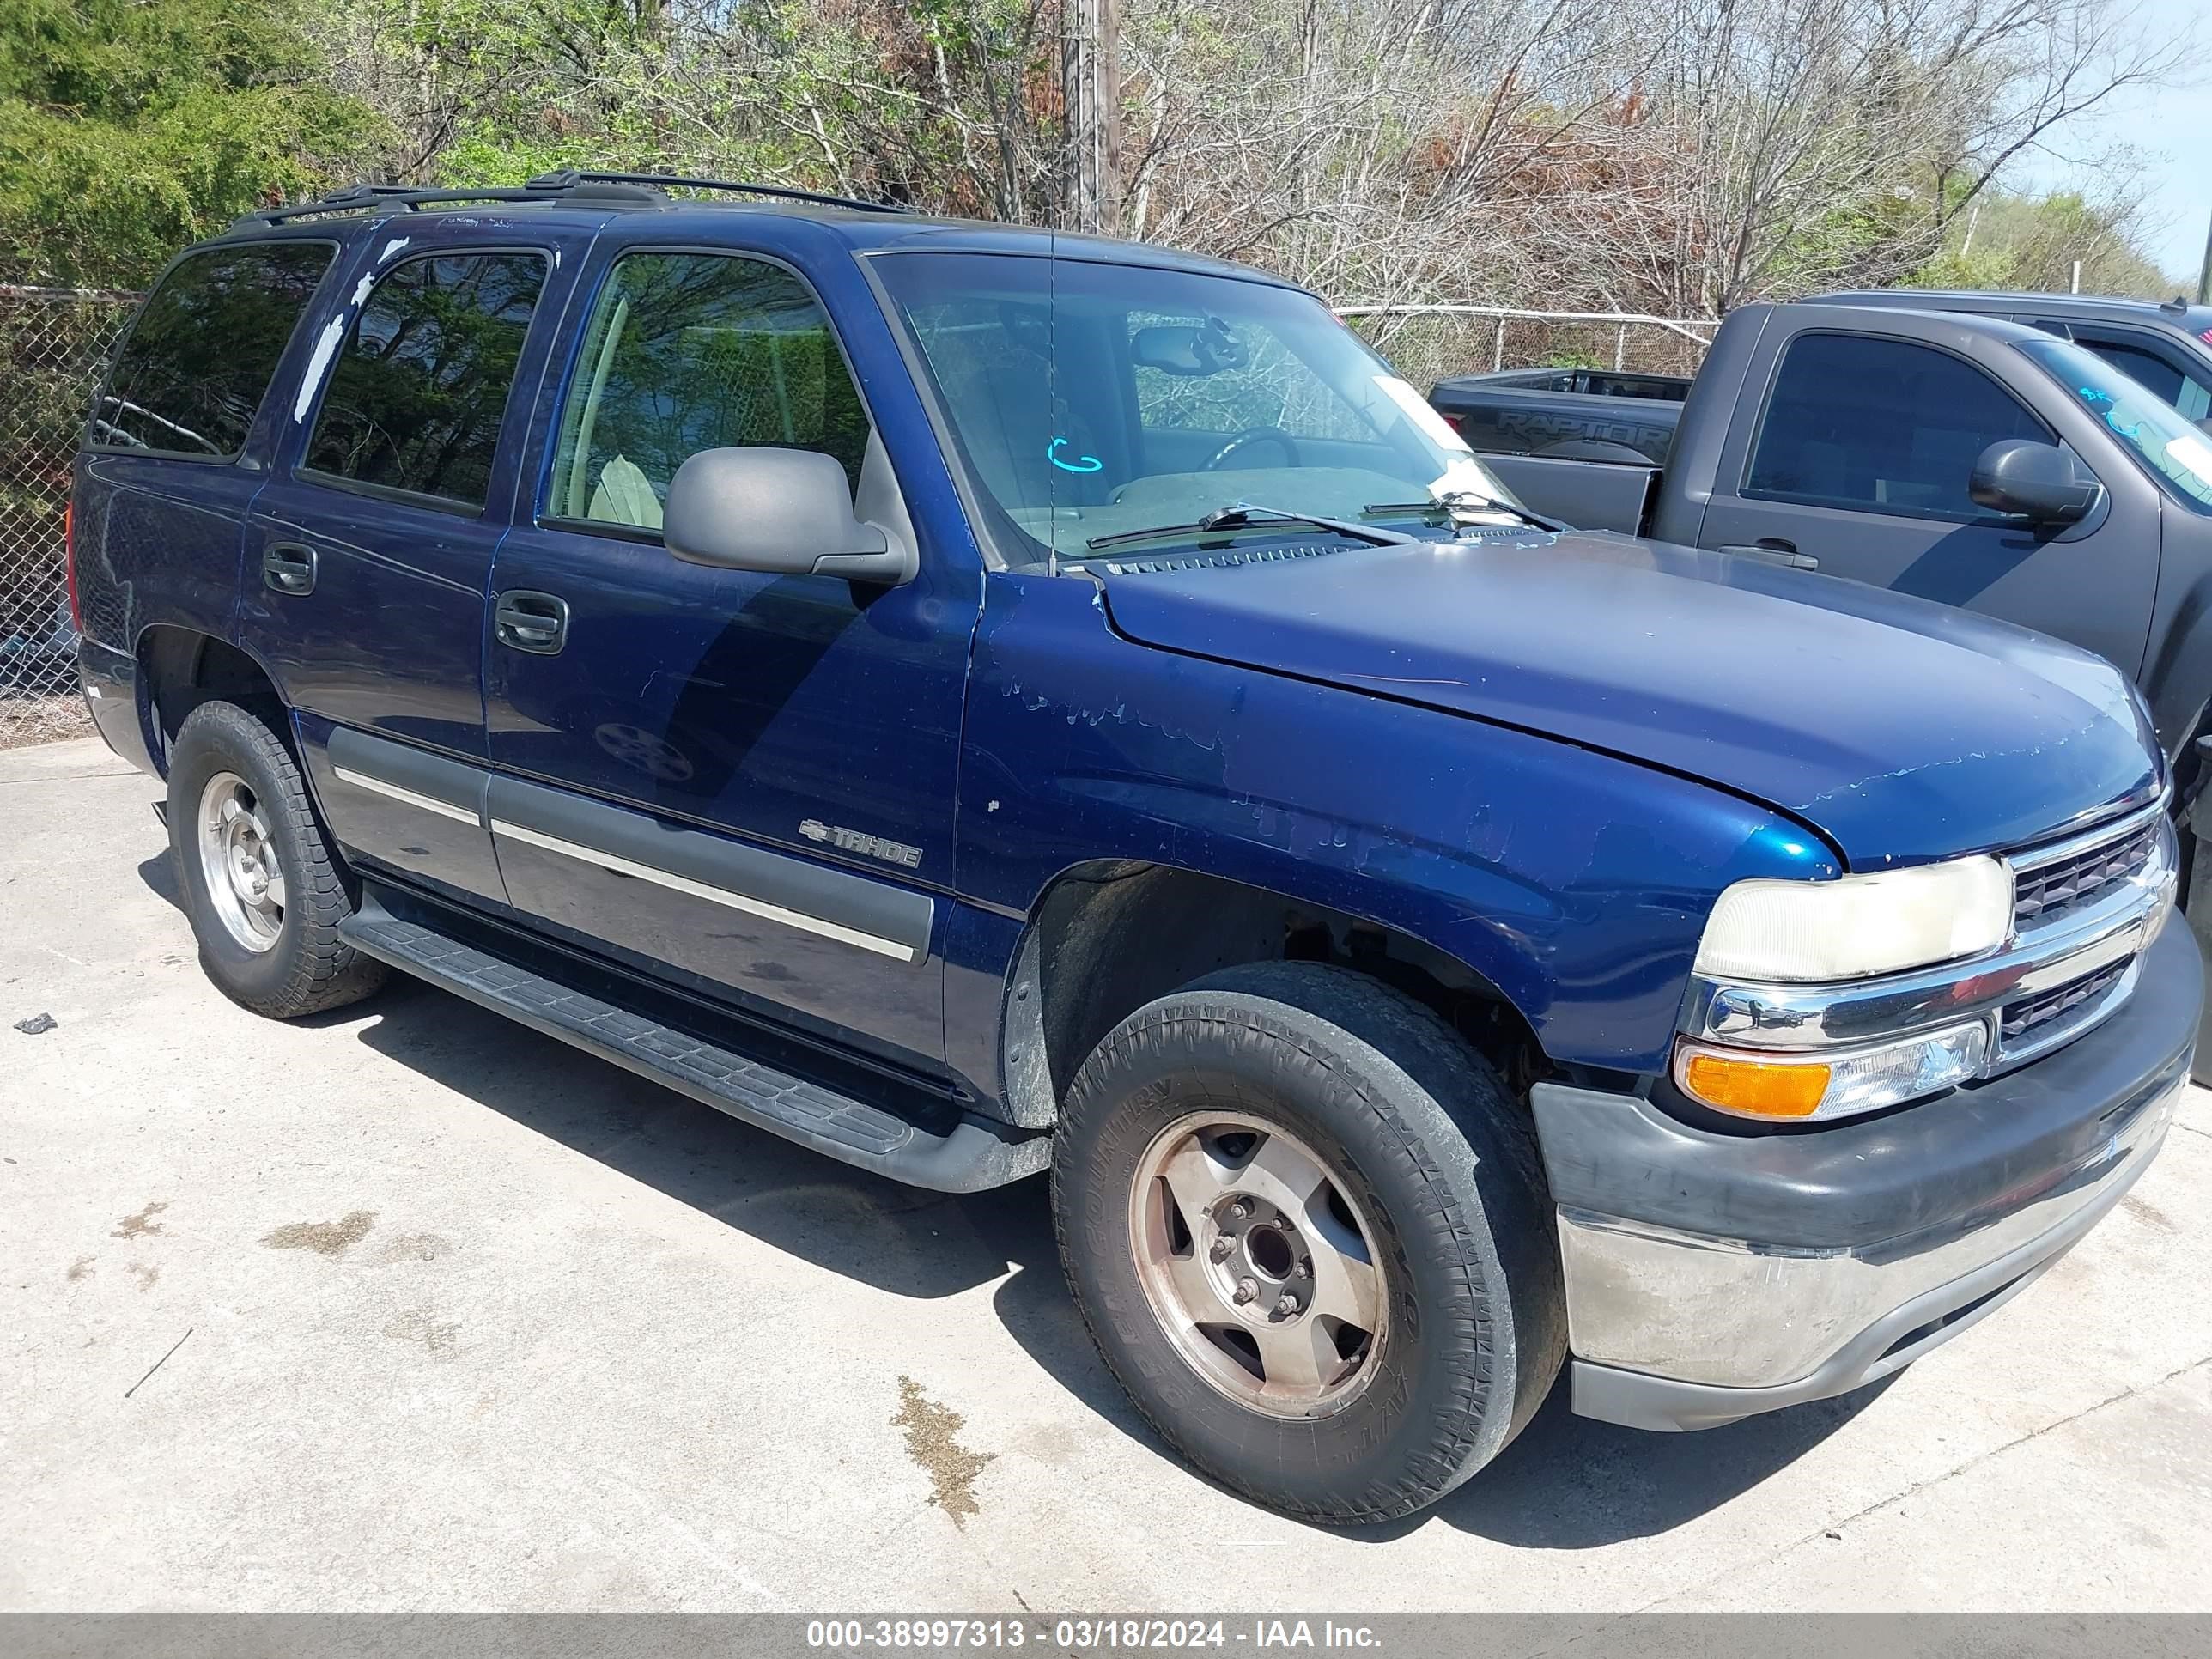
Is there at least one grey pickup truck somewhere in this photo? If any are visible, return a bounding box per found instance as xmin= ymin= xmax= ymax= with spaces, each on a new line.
xmin=1434 ymin=302 xmax=2212 ymax=924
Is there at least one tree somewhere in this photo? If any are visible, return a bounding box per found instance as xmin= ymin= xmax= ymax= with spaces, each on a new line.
xmin=0 ymin=0 xmax=382 ymax=289
xmin=1541 ymin=0 xmax=2192 ymax=319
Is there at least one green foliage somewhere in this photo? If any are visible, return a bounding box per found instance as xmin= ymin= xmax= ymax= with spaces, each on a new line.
xmin=0 ymin=0 xmax=382 ymax=288
xmin=1905 ymin=189 xmax=2179 ymax=300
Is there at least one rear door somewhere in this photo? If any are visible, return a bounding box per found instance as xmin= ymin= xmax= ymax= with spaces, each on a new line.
xmin=1691 ymin=313 xmax=2163 ymax=678
xmin=239 ymin=224 xmax=590 ymax=908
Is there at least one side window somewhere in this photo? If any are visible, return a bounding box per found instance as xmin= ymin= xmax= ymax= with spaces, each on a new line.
xmin=2079 ymin=338 xmax=2211 ymax=424
xmin=549 ymin=252 xmax=871 ymax=532
xmin=1126 ymin=309 xmax=1368 ymax=442
xmin=303 ymin=252 xmax=547 ymax=510
xmin=93 ymin=242 xmax=335 ymax=459
xmin=1745 ymin=332 xmax=2049 ymax=520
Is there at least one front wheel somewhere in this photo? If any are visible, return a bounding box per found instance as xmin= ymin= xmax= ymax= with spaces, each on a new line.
xmin=1053 ymin=962 xmax=1565 ymax=1525
xmin=167 ymin=700 xmax=386 ymax=1019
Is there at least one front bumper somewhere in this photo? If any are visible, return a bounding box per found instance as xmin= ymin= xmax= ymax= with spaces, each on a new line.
xmin=1534 ymin=913 xmax=2198 ymax=1432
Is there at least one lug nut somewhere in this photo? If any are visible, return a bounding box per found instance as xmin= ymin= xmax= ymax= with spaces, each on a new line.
xmin=1232 ymin=1277 xmax=1258 ymax=1304
xmin=1273 ymin=1294 xmax=1299 ymax=1317
xmin=1229 ymin=1198 xmax=1253 ymax=1220
xmin=1209 ymin=1237 xmax=1233 ymax=1261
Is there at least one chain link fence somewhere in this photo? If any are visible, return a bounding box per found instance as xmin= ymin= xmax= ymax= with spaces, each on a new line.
xmin=1340 ymin=305 xmax=1715 ymax=389
xmin=1 ymin=285 xmax=137 ymax=749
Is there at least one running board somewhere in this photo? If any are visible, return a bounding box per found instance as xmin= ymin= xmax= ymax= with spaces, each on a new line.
xmin=340 ymin=896 xmax=1048 ymax=1193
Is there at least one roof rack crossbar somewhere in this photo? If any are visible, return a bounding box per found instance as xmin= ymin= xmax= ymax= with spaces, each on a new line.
xmin=526 ymin=168 xmax=909 ymax=215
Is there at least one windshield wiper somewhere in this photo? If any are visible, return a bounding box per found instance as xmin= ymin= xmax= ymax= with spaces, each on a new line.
xmin=1085 ymin=502 xmax=1420 ymax=552
xmin=1362 ymin=493 xmax=1570 ymax=532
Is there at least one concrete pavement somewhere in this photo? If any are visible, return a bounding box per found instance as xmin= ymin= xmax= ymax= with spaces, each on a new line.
xmin=3 ymin=736 xmax=2209 ymax=1612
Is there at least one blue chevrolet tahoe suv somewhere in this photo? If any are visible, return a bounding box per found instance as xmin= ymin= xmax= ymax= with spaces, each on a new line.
xmin=68 ymin=171 xmax=2198 ymax=1524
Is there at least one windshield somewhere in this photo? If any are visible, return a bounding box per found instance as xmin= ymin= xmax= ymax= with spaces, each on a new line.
xmin=2018 ymin=336 xmax=2212 ymax=514
xmin=871 ymin=252 xmax=1520 ymax=562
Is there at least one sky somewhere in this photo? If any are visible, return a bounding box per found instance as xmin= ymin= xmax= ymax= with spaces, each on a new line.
xmin=2013 ymin=0 xmax=2212 ymax=290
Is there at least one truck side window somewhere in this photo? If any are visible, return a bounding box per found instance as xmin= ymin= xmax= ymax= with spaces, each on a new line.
xmin=92 ymin=242 xmax=335 ymax=460
xmin=1745 ymin=332 xmax=2048 ymax=521
xmin=301 ymin=251 xmax=547 ymax=511
xmin=2078 ymin=339 xmax=2212 ymax=424
xmin=547 ymin=252 xmax=872 ymax=533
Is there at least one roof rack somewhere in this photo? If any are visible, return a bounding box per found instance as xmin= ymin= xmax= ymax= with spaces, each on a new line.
xmin=236 ymin=177 xmax=661 ymax=229
xmin=525 ymin=168 xmax=910 ymax=215
xmin=230 ymin=167 xmax=908 ymax=234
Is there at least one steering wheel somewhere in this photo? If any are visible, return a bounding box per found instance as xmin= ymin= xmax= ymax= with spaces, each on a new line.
xmin=1200 ymin=426 xmax=1301 ymax=471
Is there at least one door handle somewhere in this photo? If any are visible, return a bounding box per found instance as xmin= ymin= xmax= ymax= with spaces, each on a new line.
xmin=262 ymin=542 xmax=318 ymax=596
xmin=495 ymin=590 xmax=569 ymax=654
xmin=1718 ymin=539 xmax=1819 ymax=571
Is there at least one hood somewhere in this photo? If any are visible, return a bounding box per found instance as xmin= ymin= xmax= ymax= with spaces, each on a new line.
xmin=1094 ymin=529 xmax=2161 ymax=866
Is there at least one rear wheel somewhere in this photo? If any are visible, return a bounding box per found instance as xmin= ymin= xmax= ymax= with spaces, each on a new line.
xmin=167 ymin=700 xmax=386 ymax=1018
xmin=1053 ymin=962 xmax=1565 ymax=1525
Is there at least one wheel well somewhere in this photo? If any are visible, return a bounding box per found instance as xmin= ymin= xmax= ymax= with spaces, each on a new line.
xmin=999 ymin=862 xmax=1544 ymax=1130
xmin=137 ymin=627 xmax=287 ymax=770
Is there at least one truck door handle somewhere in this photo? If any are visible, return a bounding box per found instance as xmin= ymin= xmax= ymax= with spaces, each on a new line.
xmin=1719 ymin=540 xmax=1819 ymax=571
xmin=495 ymin=591 xmax=568 ymax=654
xmin=262 ymin=543 xmax=318 ymax=596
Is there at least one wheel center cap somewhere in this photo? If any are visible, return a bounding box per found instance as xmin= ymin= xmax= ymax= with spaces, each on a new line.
xmin=1208 ymin=1194 xmax=1317 ymax=1322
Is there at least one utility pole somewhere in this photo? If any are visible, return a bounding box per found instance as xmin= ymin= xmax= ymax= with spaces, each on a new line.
xmin=1065 ymin=0 xmax=1122 ymax=234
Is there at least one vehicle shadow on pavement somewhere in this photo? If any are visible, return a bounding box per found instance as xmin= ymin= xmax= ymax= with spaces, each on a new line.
xmin=134 ymin=856 xmax=1884 ymax=1543
xmin=1402 ymin=1373 xmax=1892 ymax=1547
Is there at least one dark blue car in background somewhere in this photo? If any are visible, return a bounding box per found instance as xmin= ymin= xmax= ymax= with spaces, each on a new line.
xmin=66 ymin=172 xmax=2197 ymax=1523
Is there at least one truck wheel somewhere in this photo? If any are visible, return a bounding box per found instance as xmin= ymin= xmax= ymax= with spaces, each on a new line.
xmin=1053 ymin=962 xmax=1565 ymax=1524
xmin=167 ymin=700 xmax=386 ymax=1019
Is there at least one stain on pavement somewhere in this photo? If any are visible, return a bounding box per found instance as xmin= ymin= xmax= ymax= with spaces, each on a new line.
xmin=383 ymin=1304 xmax=460 ymax=1358
xmin=891 ymin=1375 xmax=994 ymax=1528
xmin=112 ymin=1201 xmax=167 ymax=1240
xmin=262 ymin=1210 xmax=377 ymax=1258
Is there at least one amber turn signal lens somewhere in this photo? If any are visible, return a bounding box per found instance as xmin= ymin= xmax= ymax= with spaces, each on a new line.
xmin=1678 ymin=1050 xmax=1832 ymax=1119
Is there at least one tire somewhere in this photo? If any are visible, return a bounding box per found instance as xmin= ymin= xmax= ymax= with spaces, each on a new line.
xmin=166 ymin=700 xmax=386 ymax=1019
xmin=1053 ymin=961 xmax=1565 ymax=1525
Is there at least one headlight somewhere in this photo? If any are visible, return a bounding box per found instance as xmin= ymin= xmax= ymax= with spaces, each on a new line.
xmin=1675 ymin=1021 xmax=1990 ymax=1122
xmin=1694 ymin=856 xmax=2011 ymax=982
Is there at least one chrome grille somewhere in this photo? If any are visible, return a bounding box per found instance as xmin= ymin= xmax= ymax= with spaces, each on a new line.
xmin=2011 ymin=817 xmax=2160 ymax=934
xmin=1999 ymin=957 xmax=2130 ymax=1050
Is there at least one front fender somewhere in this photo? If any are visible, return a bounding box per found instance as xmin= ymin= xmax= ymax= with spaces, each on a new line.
xmin=953 ymin=571 xmax=1838 ymax=1075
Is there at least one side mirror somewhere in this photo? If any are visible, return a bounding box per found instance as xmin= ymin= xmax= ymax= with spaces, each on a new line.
xmin=663 ymin=447 xmax=917 ymax=584
xmin=1970 ymin=438 xmax=2103 ymax=526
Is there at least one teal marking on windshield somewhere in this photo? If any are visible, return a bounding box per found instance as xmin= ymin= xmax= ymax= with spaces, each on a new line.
xmin=1048 ymin=437 xmax=1102 ymax=473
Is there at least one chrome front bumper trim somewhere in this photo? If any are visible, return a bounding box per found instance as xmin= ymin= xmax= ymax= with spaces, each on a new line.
xmin=1554 ymin=1075 xmax=2180 ymax=1391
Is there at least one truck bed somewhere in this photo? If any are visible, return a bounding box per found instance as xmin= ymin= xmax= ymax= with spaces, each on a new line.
xmin=1429 ymin=367 xmax=1687 ymax=465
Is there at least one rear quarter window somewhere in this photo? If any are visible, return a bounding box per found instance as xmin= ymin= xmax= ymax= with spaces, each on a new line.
xmin=91 ymin=241 xmax=336 ymax=460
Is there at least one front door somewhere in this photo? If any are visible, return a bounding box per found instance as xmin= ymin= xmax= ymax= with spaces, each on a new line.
xmin=1695 ymin=323 xmax=2161 ymax=678
xmin=484 ymin=244 xmax=976 ymax=1076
